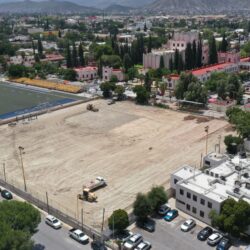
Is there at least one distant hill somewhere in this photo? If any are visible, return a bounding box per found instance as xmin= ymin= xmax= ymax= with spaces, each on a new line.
xmin=0 ymin=0 xmax=98 ymax=14
xmin=146 ymin=0 xmax=250 ymax=14
xmin=105 ymin=4 xmax=134 ymax=13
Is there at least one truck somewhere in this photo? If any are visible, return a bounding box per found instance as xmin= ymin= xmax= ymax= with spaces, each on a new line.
xmin=83 ymin=177 xmax=107 ymax=192
xmin=79 ymin=177 xmax=107 ymax=202
xmin=69 ymin=228 xmax=89 ymax=244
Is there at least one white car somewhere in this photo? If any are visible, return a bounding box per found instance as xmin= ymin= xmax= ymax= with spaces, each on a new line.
xmin=180 ymin=219 xmax=196 ymax=232
xmin=135 ymin=241 xmax=151 ymax=250
xmin=123 ymin=233 xmax=143 ymax=249
xmin=207 ymin=232 xmax=223 ymax=246
xmin=45 ymin=215 xmax=62 ymax=229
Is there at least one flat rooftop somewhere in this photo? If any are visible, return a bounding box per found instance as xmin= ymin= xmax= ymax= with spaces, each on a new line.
xmin=175 ymin=155 xmax=250 ymax=203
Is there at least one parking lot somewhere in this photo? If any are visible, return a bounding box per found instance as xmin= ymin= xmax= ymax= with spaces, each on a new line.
xmin=133 ymin=214 xmax=240 ymax=250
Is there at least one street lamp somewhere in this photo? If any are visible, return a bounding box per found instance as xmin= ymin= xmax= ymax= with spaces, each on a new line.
xmin=18 ymin=146 xmax=27 ymax=192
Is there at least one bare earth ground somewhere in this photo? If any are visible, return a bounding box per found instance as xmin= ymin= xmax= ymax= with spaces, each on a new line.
xmin=0 ymin=100 xmax=231 ymax=230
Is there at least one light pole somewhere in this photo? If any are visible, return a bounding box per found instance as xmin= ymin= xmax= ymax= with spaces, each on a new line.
xmin=218 ymin=135 xmax=221 ymax=154
xmin=18 ymin=146 xmax=27 ymax=192
xmin=204 ymin=126 xmax=209 ymax=155
xmin=2 ymin=162 xmax=6 ymax=182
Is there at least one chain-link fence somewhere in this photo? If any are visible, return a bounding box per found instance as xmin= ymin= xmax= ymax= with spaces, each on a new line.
xmin=0 ymin=177 xmax=108 ymax=243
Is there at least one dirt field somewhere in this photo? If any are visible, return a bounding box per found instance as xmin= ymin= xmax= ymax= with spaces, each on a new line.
xmin=0 ymin=100 xmax=231 ymax=230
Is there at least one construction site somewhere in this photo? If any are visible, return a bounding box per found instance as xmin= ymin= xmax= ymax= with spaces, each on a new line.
xmin=0 ymin=99 xmax=232 ymax=230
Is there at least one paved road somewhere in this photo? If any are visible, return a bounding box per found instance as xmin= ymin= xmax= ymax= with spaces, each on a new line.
xmin=133 ymin=215 xmax=220 ymax=250
xmin=32 ymin=215 xmax=93 ymax=250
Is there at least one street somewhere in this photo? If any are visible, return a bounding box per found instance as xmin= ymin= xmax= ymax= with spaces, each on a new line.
xmin=133 ymin=215 xmax=228 ymax=250
xmin=32 ymin=215 xmax=93 ymax=250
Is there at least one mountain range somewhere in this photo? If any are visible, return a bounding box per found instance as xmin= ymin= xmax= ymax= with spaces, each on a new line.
xmin=0 ymin=0 xmax=249 ymax=14
xmin=147 ymin=0 xmax=250 ymax=14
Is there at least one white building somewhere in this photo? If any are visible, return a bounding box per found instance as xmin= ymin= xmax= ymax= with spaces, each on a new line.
xmin=102 ymin=67 xmax=124 ymax=82
xmin=9 ymin=55 xmax=35 ymax=67
xmin=74 ymin=67 xmax=98 ymax=81
xmin=171 ymin=155 xmax=250 ymax=226
xmin=27 ymin=27 xmax=44 ymax=34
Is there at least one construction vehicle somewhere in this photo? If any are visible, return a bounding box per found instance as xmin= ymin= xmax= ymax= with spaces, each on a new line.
xmin=86 ymin=104 xmax=99 ymax=112
xmin=78 ymin=177 xmax=107 ymax=202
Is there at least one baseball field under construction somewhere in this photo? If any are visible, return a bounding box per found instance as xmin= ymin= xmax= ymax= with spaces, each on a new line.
xmin=0 ymin=99 xmax=231 ymax=230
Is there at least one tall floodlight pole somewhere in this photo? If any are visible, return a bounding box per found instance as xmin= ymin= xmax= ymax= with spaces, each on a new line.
xmin=18 ymin=146 xmax=27 ymax=192
xmin=3 ymin=162 xmax=6 ymax=182
xmin=218 ymin=135 xmax=221 ymax=154
xmin=204 ymin=126 xmax=209 ymax=155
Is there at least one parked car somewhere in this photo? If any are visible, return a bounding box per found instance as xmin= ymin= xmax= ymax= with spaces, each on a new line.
xmin=207 ymin=232 xmax=223 ymax=246
xmin=1 ymin=189 xmax=13 ymax=200
xmin=91 ymin=240 xmax=107 ymax=250
xmin=45 ymin=215 xmax=62 ymax=229
xmin=137 ymin=219 xmax=155 ymax=232
xmin=135 ymin=241 xmax=151 ymax=250
xmin=197 ymin=226 xmax=213 ymax=241
xmin=116 ymin=230 xmax=133 ymax=244
xmin=158 ymin=204 xmax=171 ymax=215
xmin=69 ymin=228 xmax=89 ymax=244
xmin=123 ymin=233 xmax=143 ymax=249
xmin=216 ymin=237 xmax=231 ymax=250
xmin=180 ymin=219 xmax=196 ymax=232
xmin=164 ymin=209 xmax=178 ymax=221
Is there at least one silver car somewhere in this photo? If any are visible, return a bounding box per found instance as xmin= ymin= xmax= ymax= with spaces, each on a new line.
xmin=135 ymin=241 xmax=151 ymax=250
xmin=207 ymin=232 xmax=223 ymax=246
xmin=45 ymin=215 xmax=62 ymax=229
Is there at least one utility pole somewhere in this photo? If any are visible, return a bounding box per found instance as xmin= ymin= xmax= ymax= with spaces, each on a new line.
xmin=3 ymin=162 xmax=6 ymax=182
xmin=46 ymin=191 xmax=49 ymax=214
xmin=218 ymin=135 xmax=221 ymax=154
xmin=76 ymin=195 xmax=79 ymax=220
xmin=81 ymin=208 xmax=83 ymax=231
xmin=18 ymin=146 xmax=27 ymax=192
xmin=204 ymin=126 xmax=209 ymax=155
xmin=101 ymin=208 xmax=105 ymax=232
xmin=200 ymin=153 xmax=203 ymax=169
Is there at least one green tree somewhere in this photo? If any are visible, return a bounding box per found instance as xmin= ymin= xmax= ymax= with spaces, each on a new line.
xmin=159 ymin=55 xmax=165 ymax=69
xmin=185 ymin=42 xmax=193 ymax=70
xmin=148 ymin=35 xmax=152 ymax=53
xmin=174 ymin=73 xmax=198 ymax=100
xmin=196 ymin=40 xmax=203 ymax=68
xmin=123 ymin=53 xmax=132 ymax=73
xmin=63 ymin=68 xmax=77 ymax=81
xmin=133 ymin=85 xmax=150 ymax=105
xmin=72 ymin=43 xmax=78 ymax=68
xmin=144 ymin=72 xmax=152 ymax=93
xmin=115 ymin=85 xmax=125 ymax=100
xmin=209 ymin=36 xmax=218 ymax=65
xmin=8 ymin=64 xmax=27 ymax=78
xmin=78 ymin=43 xmax=85 ymax=67
xmin=108 ymin=209 xmax=129 ymax=233
xmin=220 ymin=34 xmax=228 ymax=52
xmin=224 ymin=135 xmax=243 ymax=154
xmin=37 ymin=37 xmax=43 ymax=59
xmin=184 ymin=82 xmax=207 ymax=104
xmin=66 ymin=43 xmax=72 ymax=68
xmin=147 ymin=186 xmax=168 ymax=211
xmin=127 ymin=67 xmax=139 ymax=80
xmin=133 ymin=193 xmax=152 ymax=221
xmin=0 ymin=200 xmax=41 ymax=249
xmin=209 ymin=199 xmax=250 ymax=237
xmin=100 ymin=82 xmax=116 ymax=98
